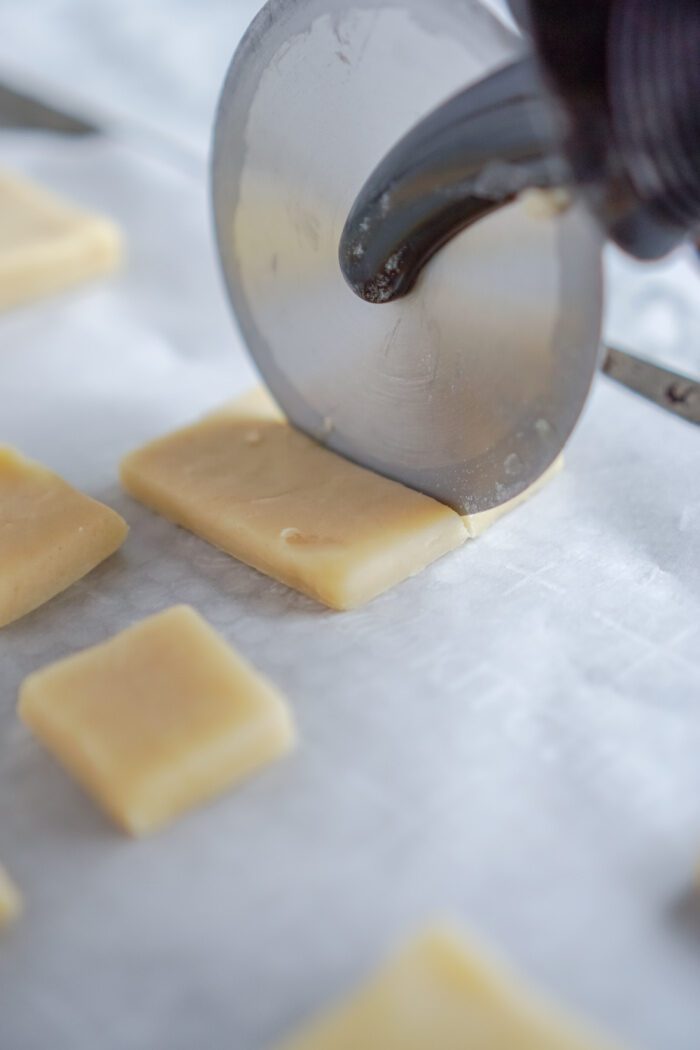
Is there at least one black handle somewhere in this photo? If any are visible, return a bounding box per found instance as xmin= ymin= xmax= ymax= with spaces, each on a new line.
xmin=519 ymin=0 xmax=700 ymax=258
xmin=339 ymin=0 xmax=700 ymax=305
xmin=338 ymin=55 xmax=569 ymax=304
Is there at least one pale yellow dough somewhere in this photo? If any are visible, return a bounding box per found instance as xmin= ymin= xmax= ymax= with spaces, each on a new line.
xmin=0 ymin=866 xmax=22 ymax=928
xmin=120 ymin=391 xmax=469 ymax=611
xmin=0 ymin=170 xmax=122 ymax=311
xmin=274 ymin=928 xmax=625 ymax=1050
xmin=18 ymin=605 xmax=295 ymax=836
xmin=0 ymin=446 xmax=128 ymax=627
xmin=121 ymin=388 xmax=563 ymax=610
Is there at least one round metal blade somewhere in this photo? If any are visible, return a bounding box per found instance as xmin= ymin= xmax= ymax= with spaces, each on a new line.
xmin=212 ymin=0 xmax=604 ymax=513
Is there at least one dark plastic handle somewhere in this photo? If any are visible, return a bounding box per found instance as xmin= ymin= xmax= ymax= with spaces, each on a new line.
xmin=338 ymin=55 xmax=569 ymax=304
xmin=340 ymin=0 xmax=700 ymax=305
xmin=608 ymin=0 xmax=700 ymax=255
xmin=520 ymin=0 xmax=700 ymax=258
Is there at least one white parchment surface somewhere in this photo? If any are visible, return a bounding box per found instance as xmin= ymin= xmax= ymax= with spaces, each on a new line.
xmin=0 ymin=4 xmax=700 ymax=1049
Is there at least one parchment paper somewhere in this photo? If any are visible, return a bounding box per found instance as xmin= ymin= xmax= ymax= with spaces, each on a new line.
xmin=1 ymin=4 xmax=700 ymax=1049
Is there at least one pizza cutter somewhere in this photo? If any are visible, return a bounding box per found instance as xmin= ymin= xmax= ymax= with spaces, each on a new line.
xmin=212 ymin=0 xmax=700 ymax=513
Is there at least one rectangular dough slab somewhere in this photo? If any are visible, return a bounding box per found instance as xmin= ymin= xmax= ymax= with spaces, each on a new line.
xmin=274 ymin=928 xmax=625 ymax=1050
xmin=0 ymin=446 xmax=128 ymax=627
xmin=0 ymin=170 xmax=122 ymax=311
xmin=120 ymin=392 xmax=470 ymax=611
xmin=19 ymin=605 xmax=296 ymax=836
xmin=0 ymin=866 xmax=22 ymax=927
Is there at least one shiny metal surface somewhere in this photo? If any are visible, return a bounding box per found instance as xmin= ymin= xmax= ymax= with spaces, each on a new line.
xmin=212 ymin=0 xmax=604 ymax=513
xmin=602 ymin=346 xmax=700 ymax=426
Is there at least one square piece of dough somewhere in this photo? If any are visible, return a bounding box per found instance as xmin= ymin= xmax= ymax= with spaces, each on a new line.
xmin=274 ymin=928 xmax=625 ymax=1050
xmin=0 ymin=446 xmax=128 ymax=627
xmin=18 ymin=605 xmax=296 ymax=836
xmin=0 ymin=866 xmax=22 ymax=928
xmin=120 ymin=391 xmax=469 ymax=611
xmin=0 ymin=170 xmax=122 ymax=312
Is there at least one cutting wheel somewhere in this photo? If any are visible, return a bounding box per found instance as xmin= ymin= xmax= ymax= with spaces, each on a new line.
xmin=212 ymin=0 xmax=604 ymax=513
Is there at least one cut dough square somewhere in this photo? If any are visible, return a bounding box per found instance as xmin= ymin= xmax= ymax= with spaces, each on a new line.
xmin=274 ymin=927 xmax=625 ymax=1050
xmin=120 ymin=390 xmax=469 ymax=611
xmin=463 ymin=455 xmax=564 ymax=538
xmin=18 ymin=605 xmax=295 ymax=836
xmin=0 ymin=170 xmax=122 ymax=312
xmin=0 ymin=866 xmax=22 ymax=927
xmin=0 ymin=446 xmax=128 ymax=627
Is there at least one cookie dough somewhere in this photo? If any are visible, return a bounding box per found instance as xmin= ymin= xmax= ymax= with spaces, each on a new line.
xmin=0 ymin=866 xmax=22 ymax=928
xmin=0 ymin=446 xmax=128 ymax=627
xmin=274 ymin=928 xmax=624 ymax=1050
xmin=18 ymin=605 xmax=295 ymax=836
xmin=120 ymin=392 xmax=469 ymax=611
xmin=0 ymin=170 xmax=122 ymax=312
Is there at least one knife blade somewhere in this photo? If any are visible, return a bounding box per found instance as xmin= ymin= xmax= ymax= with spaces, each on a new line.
xmin=0 ymin=81 xmax=97 ymax=135
xmin=602 ymin=345 xmax=700 ymax=425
